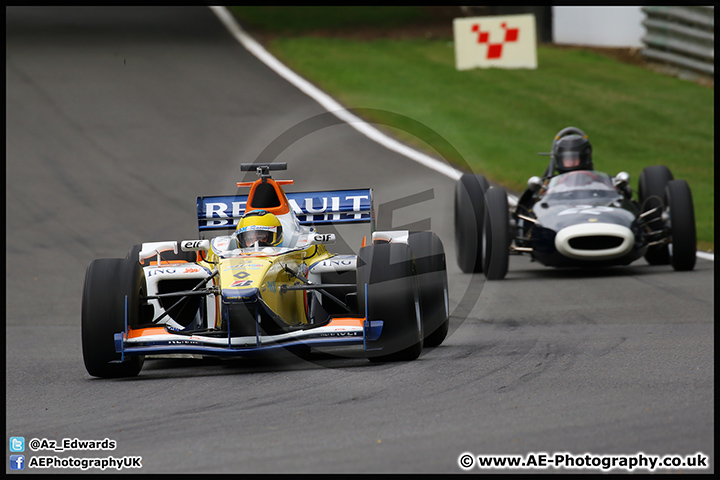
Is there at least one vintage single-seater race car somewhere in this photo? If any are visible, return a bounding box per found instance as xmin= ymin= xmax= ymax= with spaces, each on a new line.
xmin=82 ymin=163 xmax=449 ymax=378
xmin=455 ymin=127 xmax=697 ymax=280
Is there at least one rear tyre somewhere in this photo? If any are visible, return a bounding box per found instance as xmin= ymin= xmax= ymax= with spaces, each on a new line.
xmin=358 ymin=243 xmax=422 ymax=362
xmin=407 ymin=231 xmax=449 ymax=348
xmin=455 ymin=173 xmax=489 ymax=273
xmin=82 ymin=258 xmax=145 ymax=378
xmin=638 ymin=165 xmax=673 ymax=265
xmin=666 ymin=180 xmax=696 ymax=271
xmin=481 ymin=187 xmax=510 ymax=280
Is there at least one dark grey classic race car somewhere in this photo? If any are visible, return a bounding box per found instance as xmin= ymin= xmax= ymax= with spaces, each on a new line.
xmin=454 ymin=127 xmax=696 ymax=279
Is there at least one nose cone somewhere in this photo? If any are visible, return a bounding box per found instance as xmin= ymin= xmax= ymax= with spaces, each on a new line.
xmin=220 ymin=259 xmax=272 ymax=301
xmin=223 ymin=287 xmax=260 ymax=302
xmin=555 ymin=223 xmax=635 ymax=260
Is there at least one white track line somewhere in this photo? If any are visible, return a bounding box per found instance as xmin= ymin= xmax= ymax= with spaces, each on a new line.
xmin=697 ymin=251 xmax=715 ymax=261
xmin=209 ymin=7 xmax=713 ymax=262
xmin=210 ymin=6 xmax=460 ymax=181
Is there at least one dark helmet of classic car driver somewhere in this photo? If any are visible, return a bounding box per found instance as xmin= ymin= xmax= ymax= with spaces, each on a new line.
xmin=235 ymin=210 xmax=283 ymax=248
xmin=552 ymin=134 xmax=593 ymax=173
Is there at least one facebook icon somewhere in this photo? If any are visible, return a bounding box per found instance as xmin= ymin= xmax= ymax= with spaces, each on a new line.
xmin=10 ymin=455 xmax=25 ymax=470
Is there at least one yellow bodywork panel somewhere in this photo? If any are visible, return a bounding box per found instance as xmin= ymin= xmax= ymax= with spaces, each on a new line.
xmin=208 ymin=245 xmax=336 ymax=328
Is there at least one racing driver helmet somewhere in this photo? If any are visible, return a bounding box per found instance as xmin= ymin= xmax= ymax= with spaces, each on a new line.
xmin=235 ymin=210 xmax=283 ymax=248
xmin=552 ymin=134 xmax=593 ymax=173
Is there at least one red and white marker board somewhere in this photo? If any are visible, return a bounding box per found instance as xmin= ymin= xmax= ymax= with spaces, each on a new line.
xmin=454 ymin=14 xmax=537 ymax=70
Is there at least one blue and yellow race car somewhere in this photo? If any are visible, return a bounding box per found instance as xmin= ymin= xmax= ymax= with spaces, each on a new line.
xmin=82 ymin=163 xmax=449 ymax=377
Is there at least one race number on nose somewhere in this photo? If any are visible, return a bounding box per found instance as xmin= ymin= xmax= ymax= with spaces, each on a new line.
xmin=453 ymin=14 xmax=537 ymax=70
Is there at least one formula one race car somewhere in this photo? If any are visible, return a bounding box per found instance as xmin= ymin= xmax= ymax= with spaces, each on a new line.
xmin=455 ymin=127 xmax=696 ymax=280
xmin=82 ymin=163 xmax=449 ymax=378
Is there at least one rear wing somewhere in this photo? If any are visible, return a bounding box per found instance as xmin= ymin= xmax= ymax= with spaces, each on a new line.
xmin=197 ymin=189 xmax=374 ymax=233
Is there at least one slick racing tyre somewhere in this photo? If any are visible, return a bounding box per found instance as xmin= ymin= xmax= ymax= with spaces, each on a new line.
xmin=481 ymin=187 xmax=510 ymax=280
xmin=358 ymin=242 xmax=422 ymax=362
xmin=638 ymin=165 xmax=674 ymax=265
xmin=407 ymin=231 xmax=449 ymax=348
xmin=455 ymin=173 xmax=489 ymax=273
xmin=82 ymin=258 xmax=145 ymax=378
xmin=665 ymin=179 xmax=697 ymax=271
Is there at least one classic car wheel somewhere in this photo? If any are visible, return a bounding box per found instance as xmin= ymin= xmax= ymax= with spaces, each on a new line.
xmin=638 ymin=165 xmax=674 ymax=265
xmin=455 ymin=173 xmax=489 ymax=273
xmin=82 ymin=258 xmax=144 ymax=378
xmin=481 ymin=187 xmax=510 ymax=280
xmin=358 ymin=242 xmax=423 ymax=362
xmin=666 ymin=179 xmax=697 ymax=271
xmin=407 ymin=231 xmax=449 ymax=348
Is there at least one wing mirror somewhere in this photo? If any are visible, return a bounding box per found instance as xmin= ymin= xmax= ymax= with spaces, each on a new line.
xmin=180 ymin=239 xmax=211 ymax=252
xmin=614 ymin=171 xmax=630 ymax=187
xmin=613 ymin=172 xmax=632 ymax=198
xmin=527 ymin=176 xmax=542 ymax=192
xmin=309 ymin=233 xmax=336 ymax=245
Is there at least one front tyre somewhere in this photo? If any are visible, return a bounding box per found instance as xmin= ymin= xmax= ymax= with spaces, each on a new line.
xmin=81 ymin=258 xmax=145 ymax=378
xmin=358 ymin=243 xmax=422 ymax=362
xmin=481 ymin=187 xmax=510 ymax=280
xmin=407 ymin=231 xmax=449 ymax=348
xmin=455 ymin=173 xmax=489 ymax=273
xmin=666 ymin=180 xmax=696 ymax=271
xmin=638 ymin=165 xmax=674 ymax=265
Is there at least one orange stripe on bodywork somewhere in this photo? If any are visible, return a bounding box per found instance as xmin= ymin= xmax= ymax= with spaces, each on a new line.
xmin=140 ymin=260 xmax=189 ymax=266
xmin=126 ymin=327 xmax=168 ymax=338
xmin=326 ymin=317 xmax=365 ymax=327
xmin=127 ymin=318 xmax=364 ymax=339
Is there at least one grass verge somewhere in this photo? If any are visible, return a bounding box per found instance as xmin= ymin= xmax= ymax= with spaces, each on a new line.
xmin=228 ymin=7 xmax=714 ymax=251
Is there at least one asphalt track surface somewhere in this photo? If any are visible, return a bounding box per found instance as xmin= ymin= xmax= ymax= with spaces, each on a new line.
xmin=6 ymin=7 xmax=714 ymax=474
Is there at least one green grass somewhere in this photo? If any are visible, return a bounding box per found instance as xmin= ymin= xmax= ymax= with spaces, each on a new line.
xmin=227 ymin=6 xmax=435 ymax=32
xmin=228 ymin=7 xmax=714 ymax=250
